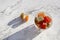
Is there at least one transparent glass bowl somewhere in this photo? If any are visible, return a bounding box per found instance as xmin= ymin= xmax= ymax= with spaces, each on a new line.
xmin=32 ymin=9 xmax=53 ymax=31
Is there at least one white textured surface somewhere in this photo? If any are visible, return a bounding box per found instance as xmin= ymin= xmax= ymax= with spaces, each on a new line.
xmin=0 ymin=0 xmax=60 ymax=40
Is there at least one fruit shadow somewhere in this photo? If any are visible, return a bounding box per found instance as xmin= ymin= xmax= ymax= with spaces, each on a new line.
xmin=3 ymin=24 xmax=41 ymax=40
xmin=8 ymin=17 xmax=26 ymax=28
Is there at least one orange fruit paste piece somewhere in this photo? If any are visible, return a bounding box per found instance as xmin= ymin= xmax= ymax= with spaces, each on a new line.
xmin=25 ymin=15 xmax=29 ymax=21
xmin=38 ymin=12 xmax=45 ymax=17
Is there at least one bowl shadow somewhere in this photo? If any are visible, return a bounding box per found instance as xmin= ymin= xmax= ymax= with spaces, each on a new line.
xmin=3 ymin=24 xmax=41 ymax=40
